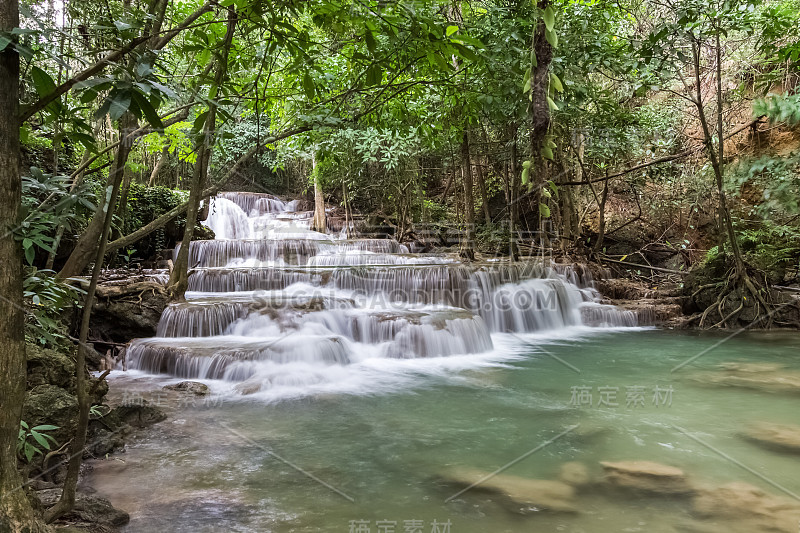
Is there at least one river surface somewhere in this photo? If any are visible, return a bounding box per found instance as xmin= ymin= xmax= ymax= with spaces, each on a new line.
xmin=86 ymin=193 xmax=800 ymax=532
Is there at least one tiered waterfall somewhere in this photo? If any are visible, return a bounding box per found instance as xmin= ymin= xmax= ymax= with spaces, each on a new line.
xmin=127 ymin=192 xmax=636 ymax=396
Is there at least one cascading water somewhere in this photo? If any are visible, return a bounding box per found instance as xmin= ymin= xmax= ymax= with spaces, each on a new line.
xmin=126 ymin=192 xmax=637 ymax=397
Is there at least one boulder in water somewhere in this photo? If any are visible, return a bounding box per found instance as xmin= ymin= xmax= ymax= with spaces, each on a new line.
xmin=440 ymin=466 xmax=577 ymax=513
xmin=740 ymin=421 xmax=800 ymax=454
xmin=163 ymin=381 xmax=210 ymax=396
xmin=684 ymin=481 xmax=800 ymax=533
xmin=688 ymin=362 xmax=800 ymax=395
xmin=599 ymin=460 xmax=693 ymax=495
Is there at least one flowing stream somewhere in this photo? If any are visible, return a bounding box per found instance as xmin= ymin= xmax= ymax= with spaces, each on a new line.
xmin=89 ymin=193 xmax=800 ymax=532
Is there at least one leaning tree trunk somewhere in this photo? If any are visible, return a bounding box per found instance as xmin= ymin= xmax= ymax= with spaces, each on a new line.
xmin=58 ymin=115 xmax=138 ymax=279
xmin=169 ymin=8 xmax=236 ymax=301
xmin=0 ymin=2 xmax=48 ymax=531
xmin=311 ymin=153 xmax=326 ymax=233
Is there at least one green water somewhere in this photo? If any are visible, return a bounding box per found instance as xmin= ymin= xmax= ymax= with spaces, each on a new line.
xmin=89 ymin=329 xmax=800 ymax=532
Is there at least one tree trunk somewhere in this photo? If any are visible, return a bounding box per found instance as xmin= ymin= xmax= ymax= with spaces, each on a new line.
xmin=475 ymin=153 xmax=490 ymax=223
xmin=45 ymin=143 xmax=95 ymax=270
xmin=509 ymin=129 xmax=520 ymax=259
xmin=528 ymin=0 xmax=554 ymax=235
xmin=691 ymin=37 xmax=745 ymax=275
xmin=169 ymin=8 xmax=237 ymax=301
xmin=0 ymin=2 xmax=48 ymax=530
xmin=594 ymin=175 xmax=609 ymax=252
xmin=311 ymin=153 xmax=326 ymax=233
xmin=148 ymin=146 xmax=169 ymax=186
xmin=460 ymin=131 xmax=475 ymax=260
xmin=58 ymin=114 xmax=138 ymax=278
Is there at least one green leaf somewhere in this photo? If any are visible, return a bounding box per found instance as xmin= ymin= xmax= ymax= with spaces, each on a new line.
xmin=135 ymin=61 xmax=153 ymax=78
xmin=548 ymin=180 xmax=559 ymax=199
xmin=546 ymin=96 xmax=559 ymax=112
xmin=31 ymin=424 xmax=58 ymax=431
xmin=131 ymin=91 xmax=164 ymax=130
xmin=446 ymin=25 xmax=459 ymax=37
xmin=366 ymin=64 xmax=381 ymax=86
xmin=30 ymin=431 xmax=51 ymax=450
xmin=539 ymin=202 xmax=551 ymax=218
xmin=108 ymin=90 xmax=131 ymax=121
xmin=0 ymin=33 xmax=11 ymax=52
xmin=30 ymin=66 xmax=56 ymax=98
xmin=24 ymin=443 xmax=35 ymax=462
xmin=523 ymin=78 xmax=531 ymax=93
xmin=24 ymin=245 xmax=34 ymax=265
xmin=521 ymin=167 xmax=530 ymax=185
xmin=364 ymin=30 xmax=377 ymax=54
xmin=550 ymin=72 xmax=563 ymax=93
xmin=192 ymin=110 xmax=209 ymax=134
xmin=522 ymin=160 xmax=531 ymax=169
xmin=114 ymin=20 xmax=134 ymax=31
xmin=545 ymin=28 xmax=558 ymax=48
xmin=543 ymin=6 xmax=556 ymax=32
xmin=302 ymin=72 xmax=315 ymax=99
xmin=541 ymin=145 xmax=554 ymax=160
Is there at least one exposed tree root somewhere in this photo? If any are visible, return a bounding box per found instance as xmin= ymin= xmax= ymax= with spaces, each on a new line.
xmin=695 ymin=263 xmax=775 ymax=329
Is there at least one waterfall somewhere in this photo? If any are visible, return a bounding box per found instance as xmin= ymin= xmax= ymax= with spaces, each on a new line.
xmin=126 ymin=191 xmax=637 ymax=395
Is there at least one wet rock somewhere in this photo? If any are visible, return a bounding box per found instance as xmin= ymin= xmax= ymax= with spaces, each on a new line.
xmin=36 ymin=488 xmax=130 ymax=528
xmin=26 ymin=345 xmax=76 ymax=390
xmin=23 ymin=385 xmax=78 ymax=444
xmin=440 ymin=466 xmax=577 ymax=513
xmin=27 ymin=479 xmax=58 ymax=490
xmin=163 ymin=381 xmax=210 ymax=396
xmin=594 ymin=278 xmax=655 ymax=300
xmin=615 ymin=300 xmax=684 ymax=326
xmin=599 ymin=460 xmax=693 ymax=495
xmin=86 ymin=427 xmax=128 ymax=457
xmin=680 ymin=481 xmax=800 ymax=533
xmin=740 ymin=421 xmax=800 ymax=454
xmin=688 ymin=362 xmax=800 ymax=395
xmin=107 ymin=401 xmax=167 ymax=429
xmin=234 ymin=379 xmax=262 ymax=395
xmin=557 ymin=462 xmax=591 ymax=487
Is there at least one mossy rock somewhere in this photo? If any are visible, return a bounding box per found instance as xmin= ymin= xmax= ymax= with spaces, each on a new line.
xmin=23 ymin=385 xmax=78 ymax=445
xmin=26 ymin=344 xmax=76 ymax=390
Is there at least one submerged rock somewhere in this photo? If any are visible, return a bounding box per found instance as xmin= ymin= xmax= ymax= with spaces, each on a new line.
xmin=163 ymin=381 xmax=210 ymax=396
xmin=740 ymin=421 xmax=800 ymax=454
xmin=440 ymin=466 xmax=577 ymax=513
xmin=688 ymin=362 xmax=800 ymax=395
xmin=557 ymin=461 xmax=591 ymax=488
xmin=599 ymin=460 xmax=693 ymax=495
xmin=110 ymin=402 xmax=167 ymax=428
xmin=680 ymin=481 xmax=800 ymax=533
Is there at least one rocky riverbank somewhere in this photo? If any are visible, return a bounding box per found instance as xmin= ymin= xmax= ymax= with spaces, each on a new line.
xmin=21 ymin=341 xmax=169 ymax=532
